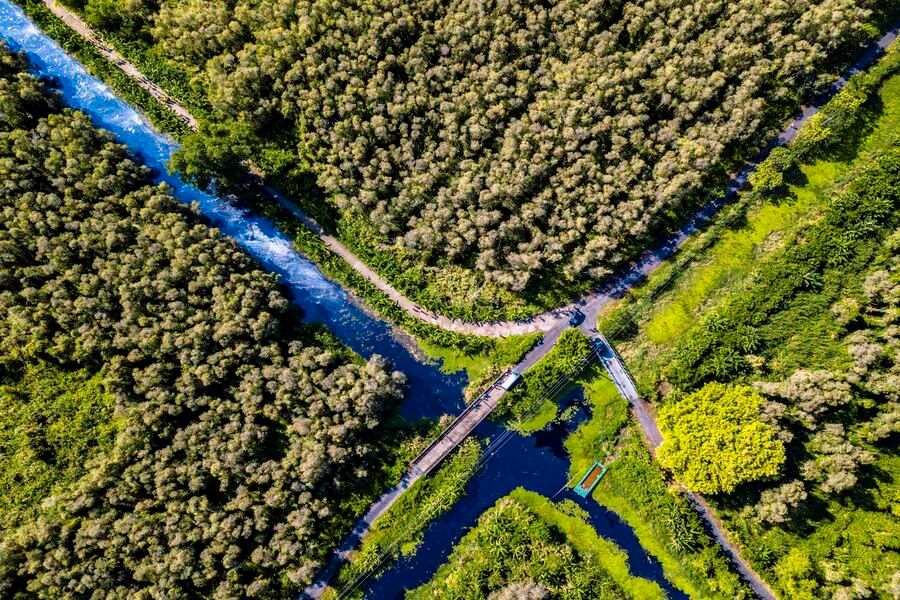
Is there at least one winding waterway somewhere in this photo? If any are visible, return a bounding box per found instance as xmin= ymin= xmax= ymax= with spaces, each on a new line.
xmin=0 ymin=2 xmax=686 ymax=597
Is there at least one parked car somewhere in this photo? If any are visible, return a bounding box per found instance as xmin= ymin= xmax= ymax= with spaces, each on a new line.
xmin=569 ymin=310 xmax=585 ymax=327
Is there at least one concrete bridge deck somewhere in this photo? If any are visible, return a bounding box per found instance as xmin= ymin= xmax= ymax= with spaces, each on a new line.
xmin=409 ymin=373 xmax=511 ymax=479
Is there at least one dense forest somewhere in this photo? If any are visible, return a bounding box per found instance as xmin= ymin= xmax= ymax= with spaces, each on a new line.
xmin=60 ymin=0 xmax=893 ymax=300
xmin=0 ymin=44 xmax=406 ymax=597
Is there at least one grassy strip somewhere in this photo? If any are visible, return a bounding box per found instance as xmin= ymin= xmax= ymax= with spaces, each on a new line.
xmin=417 ymin=333 xmax=541 ymax=401
xmin=408 ymin=487 xmax=664 ymax=600
xmin=16 ymin=0 xmax=190 ymax=138
xmin=565 ymin=374 xmax=630 ymax=478
xmin=497 ymin=329 xmax=592 ymax=432
xmin=324 ymin=438 xmax=481 ymax=599
xmin=594 ymin=431 xmax=751 ymax=599
xmin=512 ymin=488 xmax=666 ymax=600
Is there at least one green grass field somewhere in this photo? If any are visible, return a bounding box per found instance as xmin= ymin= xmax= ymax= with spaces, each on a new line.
xmin=588 ymin=52 xmax=900 ymax=600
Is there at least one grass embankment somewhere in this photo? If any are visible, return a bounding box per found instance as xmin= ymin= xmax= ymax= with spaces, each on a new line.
xmin=409 ymin=487 xmax=665 ymax=600
xmin=563 ymin=376 xmax=747 ymax=598
xmin=16 ymin=0 xmax=192 ymax=138
xmin=323 ymin=438 xmax=481 ymax=599
xmin=590 ymin=48 xmax=900 ymax=599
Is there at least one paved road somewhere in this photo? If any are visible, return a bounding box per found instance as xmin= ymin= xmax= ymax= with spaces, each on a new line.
xmin=591 ymin=330 xmax=663 ymax=449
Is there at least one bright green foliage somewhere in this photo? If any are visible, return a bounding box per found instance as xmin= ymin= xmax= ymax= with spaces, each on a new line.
xmin=658 ymin=384 xmax=785 ymax=494
xmin=0 ymin=363 xmax=117 ymax=529
xmin=410 ymin=488 xmax=663 ymax=600
xmin=498 ymin=328 xmax=592 ymax=428
xmin=598 ymin=58 xmax=900 ymax=599
xmin=749 ymin=147 xmax=794 ymax=193
xmin=0 ymin=45 xmax=404 ymax=598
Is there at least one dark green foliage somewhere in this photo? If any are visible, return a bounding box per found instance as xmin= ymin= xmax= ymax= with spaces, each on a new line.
xmin=0 ymin=46 xmax=405 ymax=598
xmin=171 ymin=118 xmax=257 ymax=188
xmin=56 ymin=0 xmax=893 ymax=306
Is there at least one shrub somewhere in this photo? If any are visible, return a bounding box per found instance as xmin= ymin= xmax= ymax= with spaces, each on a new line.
xmin=658 ymin=384 xmax=785 ymax=494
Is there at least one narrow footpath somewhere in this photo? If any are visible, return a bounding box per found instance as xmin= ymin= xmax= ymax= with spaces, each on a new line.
xmin=43 ymin=0 xmax=196 ymax=129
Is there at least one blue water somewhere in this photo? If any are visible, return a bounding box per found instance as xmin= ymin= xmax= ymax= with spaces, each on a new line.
xmin=0 ymin=2 xmax=684 ymax=597
xmin=365 ymin=389 xmax=687 ymax=599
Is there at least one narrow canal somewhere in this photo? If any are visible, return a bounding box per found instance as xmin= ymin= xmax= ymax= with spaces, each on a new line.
xmin=0 ymin=2 xmax=686 ymax=597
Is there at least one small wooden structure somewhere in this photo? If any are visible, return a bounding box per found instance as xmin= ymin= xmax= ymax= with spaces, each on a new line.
xmin=573 ymin=461 xmax=607 ymax=497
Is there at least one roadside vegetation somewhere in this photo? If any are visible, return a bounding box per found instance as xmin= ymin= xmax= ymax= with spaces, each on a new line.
xmin=17 ymin=0 xmax=193 ymax=137
xmin=410 ymin=488 xmax=665 ymax=600
xmin=48 ymin=0 xmax=897 ymax=321
xmin=497 ymin=329 xmax=593 ymax=432
xmin=563 ymin=377 xmax=750 ymax=599
xmin=0 ymin=45 xmax=410 ymax=597
xmin=595 ymin=47 xmax=900 ymax=599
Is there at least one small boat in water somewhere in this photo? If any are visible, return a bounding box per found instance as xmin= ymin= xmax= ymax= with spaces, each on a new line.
xmin=573 ymin=460 xmax=608 ymax=497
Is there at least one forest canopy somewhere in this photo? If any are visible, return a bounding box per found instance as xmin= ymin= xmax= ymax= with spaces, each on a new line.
xmin=0 ymin=44 xmax=405 ymax=598
xmin=63 ymin=0 xmax=893 ymax=294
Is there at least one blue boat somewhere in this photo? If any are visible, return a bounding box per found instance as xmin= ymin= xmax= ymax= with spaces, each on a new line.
xmin=573 ymin=461 xmax=608 ymax=497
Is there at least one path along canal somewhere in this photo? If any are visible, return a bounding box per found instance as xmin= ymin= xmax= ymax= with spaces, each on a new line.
xmin=0 ymin=2 xmax=687 ymax=598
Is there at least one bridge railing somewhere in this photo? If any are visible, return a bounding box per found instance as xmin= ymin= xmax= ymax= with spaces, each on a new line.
xmin=408 ymin=369 xmax=511 ymax=475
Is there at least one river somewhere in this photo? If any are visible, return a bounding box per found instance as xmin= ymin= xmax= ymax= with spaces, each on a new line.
xmin=0 ymin=2 xmax=685 ymax=597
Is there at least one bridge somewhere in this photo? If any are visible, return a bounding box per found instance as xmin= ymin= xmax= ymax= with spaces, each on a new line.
xmin=409 ymin=335 xmax=604 ymax=479
xmin=409 ymin=370 xmax=516 ymax=479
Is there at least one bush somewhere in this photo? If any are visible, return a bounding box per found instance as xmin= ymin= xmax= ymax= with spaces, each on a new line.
xmin=657 ymin=384 xmax=785 ymax=494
